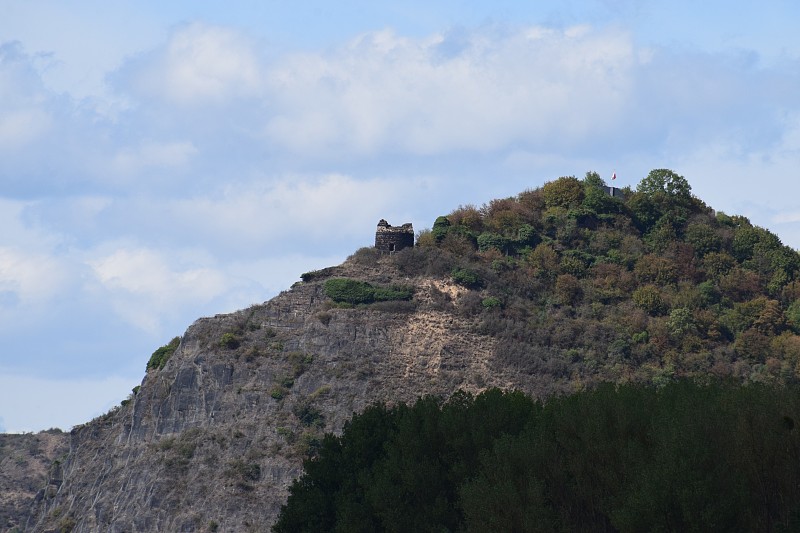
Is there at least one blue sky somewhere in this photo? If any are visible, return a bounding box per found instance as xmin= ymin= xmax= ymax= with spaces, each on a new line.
xmin=1 ymin=0 xmax=799 ymax=432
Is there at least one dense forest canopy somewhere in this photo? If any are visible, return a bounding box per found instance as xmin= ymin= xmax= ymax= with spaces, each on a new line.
xmin=275 ymin=383 xmax=800 ymax=532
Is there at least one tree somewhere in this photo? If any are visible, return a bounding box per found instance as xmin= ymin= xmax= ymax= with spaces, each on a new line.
xmin=633 ymin=285 xmax=667 ymax=315
xmin=542 ymin=176 xmax=584 ymax=209
xmin=637 ymin=168 xmax=692 ymax=199
xmin=431 ymin=215 xmax=451 ymax=242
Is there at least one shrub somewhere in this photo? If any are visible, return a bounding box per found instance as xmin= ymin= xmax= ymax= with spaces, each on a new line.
xmin=416 ymin=229 xmax=436 ymax=248
xmin=227 ymin=459 xmax=262 ymax=482
xmin=348 ymin=246 xmax=381 ymax=265
xmin=323 ymin=278 xmax=414 ymax=305
xmin=451 ymin=267 xmax=483 ymax=289
xmin=293 ymin=402 xmax=324 ymax=427
xmin=315 ymin=311 xmax=332 ymax=325
xmin=482 ymin=297 xmax=502 ymax=310
xmin=288 ymin=352 xmax=313 ymax=377
xmin=324 ymin=278 xmax=376 ymax=304
xmin=147 ymin=337 xmax=180 ymax=371
xmin=371 ymin=300 xmax=418 ymax=313
xmin=373 ymin=285 xmax=414 ymax=302
xmin=270 ymin=385 xmax=287 ymax=400
xmin=477 ymin=232 xmax=511 ymax=254
xmin=300 ymin=267 xmax=336 ymax=282
xmin=220 ymin=332 xmax=240 ymax=349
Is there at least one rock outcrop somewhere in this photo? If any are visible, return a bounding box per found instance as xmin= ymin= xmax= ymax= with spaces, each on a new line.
xmin=0 ymin=430 xmax=68 ymax=532
xmin=15 ymin=254 xmax=567 ymax=532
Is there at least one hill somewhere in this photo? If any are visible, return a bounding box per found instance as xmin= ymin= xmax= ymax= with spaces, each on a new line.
xmin=7 ymin=169 xmax=800 ymax=531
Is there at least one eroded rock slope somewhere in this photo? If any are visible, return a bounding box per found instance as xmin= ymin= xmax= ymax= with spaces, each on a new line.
xmin=23 ymin=255 xmax=566 ymax=532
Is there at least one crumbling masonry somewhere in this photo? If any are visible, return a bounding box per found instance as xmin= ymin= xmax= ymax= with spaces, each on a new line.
xmin=375 ymin=219 xmax=414 ymax=254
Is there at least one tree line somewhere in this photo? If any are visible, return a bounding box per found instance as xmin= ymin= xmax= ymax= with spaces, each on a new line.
xmin=274 ymin=383 xmax=800 ymax=532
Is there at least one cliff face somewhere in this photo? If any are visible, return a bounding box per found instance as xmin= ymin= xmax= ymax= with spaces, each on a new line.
xmin=24 ymin=256 xmax=562 ymax=532
xmin=0 ymin=431 xmax=68 ymax=532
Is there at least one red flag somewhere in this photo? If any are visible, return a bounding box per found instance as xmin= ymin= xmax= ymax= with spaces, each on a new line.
xmin=611 ymin=171 xmax=616 ymax=180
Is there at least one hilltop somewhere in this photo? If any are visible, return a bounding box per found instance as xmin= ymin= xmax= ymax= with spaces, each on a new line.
xmin=5 ymin=168 xmax=800 ymax=531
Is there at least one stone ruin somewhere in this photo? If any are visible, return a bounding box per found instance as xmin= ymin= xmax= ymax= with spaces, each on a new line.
xmin=603 ymin=185 xmax=627 ymax=199
xmin=375 ymin=219 xmax=414 ymax=254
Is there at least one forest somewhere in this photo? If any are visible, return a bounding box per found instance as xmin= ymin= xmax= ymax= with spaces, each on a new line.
xmin=274 ymin=383 xmax=800 ymax=532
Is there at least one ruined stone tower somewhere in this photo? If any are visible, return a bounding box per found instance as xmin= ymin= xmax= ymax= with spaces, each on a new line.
xmin=375 ymin=219 xmax=414 ymax=254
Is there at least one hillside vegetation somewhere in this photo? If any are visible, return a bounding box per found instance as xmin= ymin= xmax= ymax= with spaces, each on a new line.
xmin=385 ymin=169 xmax=800 ymax=387
xmin=276 ymin=382 xmax=800 ymax=532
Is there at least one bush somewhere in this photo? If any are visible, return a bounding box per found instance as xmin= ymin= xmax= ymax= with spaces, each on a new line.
xmin=451 ymin=267 xmax=483 ymax=289
xmin=323 ymin=278 xmax=414 ymax=305
xmin=324 ymin=278 xmax=376 ymax=304
xmin=270 ymin=385 xmax=288 ymax=400
xmin=300 ymin=267 xmax=336 ymax=282
xmin=373 ymin=285 xmax=414 ymax=302
xmin=147 ymin=337 xmax=180 ymax=371
xmin=482 ymin=297 xmax=502 ymax=310
xmin=371 ymin=300 xmax=418 ymax=313
xmin=220 ymin=332 xmax=240 ymax=349
xmin=348 ymin=246 xmax=381 ymax=265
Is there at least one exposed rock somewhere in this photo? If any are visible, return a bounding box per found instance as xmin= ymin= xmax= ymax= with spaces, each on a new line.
xmin=0 ymin=430 xmax=68 ymax=532
xmin=13 ymin=256 xmax=569 ymax=532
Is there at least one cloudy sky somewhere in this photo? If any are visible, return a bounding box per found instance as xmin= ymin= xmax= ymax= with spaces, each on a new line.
xmin=1 ymin=0 xmax=799 ymax=432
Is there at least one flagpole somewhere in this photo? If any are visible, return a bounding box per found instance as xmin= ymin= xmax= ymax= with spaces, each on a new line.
xmin=610 ymin=169 xmax=616 ymax=197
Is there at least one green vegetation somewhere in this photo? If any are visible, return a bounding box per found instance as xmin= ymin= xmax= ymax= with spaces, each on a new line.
xmin=219 ymin=332 xmax=240 ymax=349
xmin=323 ymin=278 xmax=414 ymax=305
xmin=451 ymin=267 xmax=483 ymax=288
xmin=146 ymin=337 xmax=180 ymax=371
xmin=481 ymin=296 xmax=502 ymax=309
xmin=300 ymin=267 xmax=336 ymax=282
xmin=275 ymin=383 xmax=800 ymax=533
xmin=390 ymin=168 xmax=800 ymax=387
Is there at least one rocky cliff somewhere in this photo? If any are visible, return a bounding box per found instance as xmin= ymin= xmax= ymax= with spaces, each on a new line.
xmin=0 ymin=431 xmax=68 ymax=532
xmin=20 ymin=252 xmax=566 ymax=532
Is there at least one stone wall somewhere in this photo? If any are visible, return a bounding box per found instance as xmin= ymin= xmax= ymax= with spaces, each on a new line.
xmin=375 ymin=219 xmax=414 ymax=253
xmin=603 ymin=186 xmax=626 ymax=199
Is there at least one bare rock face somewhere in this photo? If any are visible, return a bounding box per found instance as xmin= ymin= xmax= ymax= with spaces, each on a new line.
xmin=20 ymin=256 xmax=565 ymax=532
xmin=0 ymin=430 xmax=69 ymax=532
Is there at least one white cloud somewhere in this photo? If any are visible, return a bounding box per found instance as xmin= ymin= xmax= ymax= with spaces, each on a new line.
xmin=0 ymin=247 xmax=67 ymax=305
xmin=263 ymin=26 xmax=638 ymax=156
xmin=122 ymin=22 xmax=262 ymax=105
xmin=0 ymin=199 xmax=73 ymax=322
xmin=88 ymin=247 xmax=229 ymax=333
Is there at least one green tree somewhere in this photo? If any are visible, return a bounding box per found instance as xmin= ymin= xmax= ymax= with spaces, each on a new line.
xmin=542 ymin=176 xmax=584 ymax=209
xmin=684 ymin=222 xmax=722 ymax=257
xmin=633 ymin=285 xmax=667 ymax=315
xmin=636 ymin=168 xmax=692 ymax=199
xmin=431 ymin=215 xmax=452 ymax=242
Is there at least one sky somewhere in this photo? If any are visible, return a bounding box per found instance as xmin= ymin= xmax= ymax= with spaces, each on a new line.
xmin=1 ymin=0 xmax=799 ymax=433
